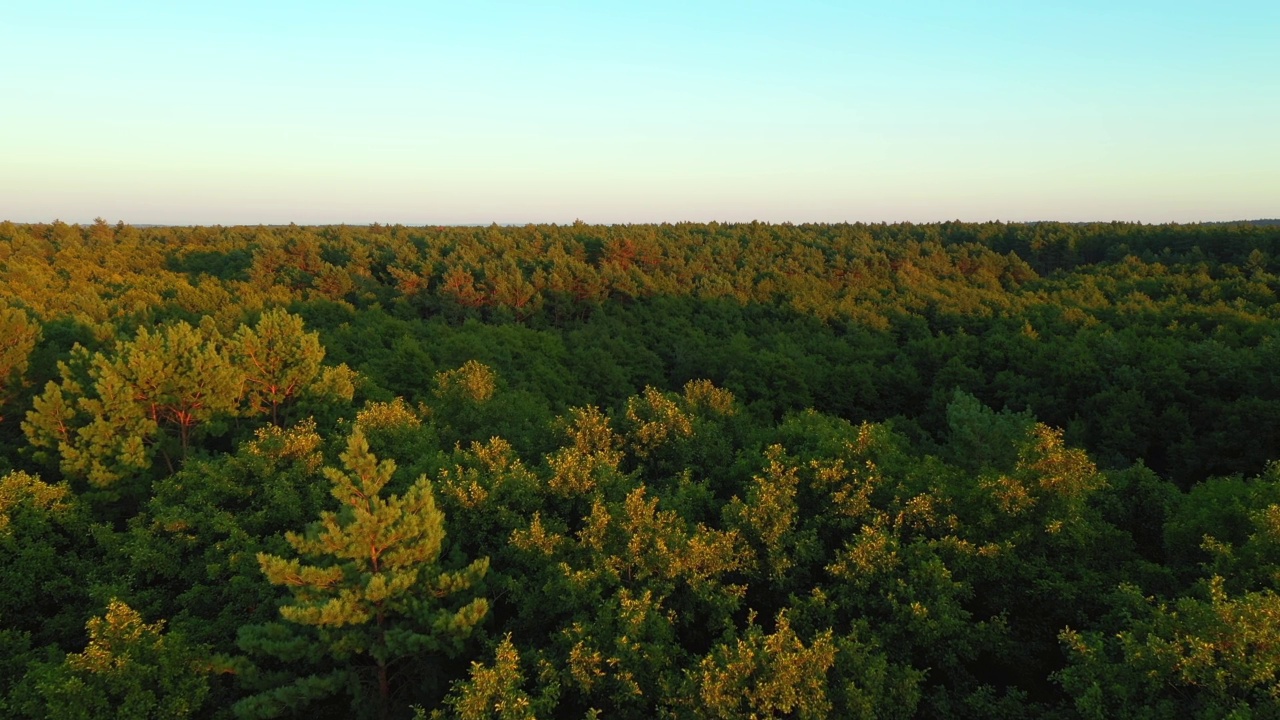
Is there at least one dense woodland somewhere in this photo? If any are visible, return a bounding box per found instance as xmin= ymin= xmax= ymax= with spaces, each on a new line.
xmin=3 ymin=218 xmax=1280 ymax=718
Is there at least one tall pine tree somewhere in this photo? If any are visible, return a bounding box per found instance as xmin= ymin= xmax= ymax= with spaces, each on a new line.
xmin=242 ymin=428 xmax=489 ymax=720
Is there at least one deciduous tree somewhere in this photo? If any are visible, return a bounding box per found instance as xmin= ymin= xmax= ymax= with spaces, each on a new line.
xmin=12 ymin=601 xmax=210 ymax=720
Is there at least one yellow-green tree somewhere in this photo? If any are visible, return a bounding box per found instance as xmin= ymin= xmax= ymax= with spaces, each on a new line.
xmin=0 ymin=305 xmax=41 ymax=423
xmin=230 ymin=308 xmax=354 ymax=425
xmin=695 ymin=610 xmax=837 ymax=720
xmin=434 ymin=635 xmax=540 ymax=720
xmin=1059 ymin=579 xmax=1280 ymax=719
xmin=434 ymin=360 xmax=497 ymax=404
xmin=0 ymin=470 xmax=70 ymax=538
xmin=245 ymin=428 xmax=489 ymax=720
xmin=24 ymin=320 xmax=241 ymax=486
xmin=12 ymin=601 xmax=210 ymax=720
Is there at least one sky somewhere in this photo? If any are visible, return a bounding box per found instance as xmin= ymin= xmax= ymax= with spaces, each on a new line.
xmin=1 ymin=1 xmax=1277 ymax=225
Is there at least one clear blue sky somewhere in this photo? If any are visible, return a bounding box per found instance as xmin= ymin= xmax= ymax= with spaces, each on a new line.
xmin=2 ymin=1 xmax=1276 ymax=225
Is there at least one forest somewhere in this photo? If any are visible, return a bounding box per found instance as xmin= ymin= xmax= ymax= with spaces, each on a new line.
xmin=3 ymin=218 xmax=1280 ymax=719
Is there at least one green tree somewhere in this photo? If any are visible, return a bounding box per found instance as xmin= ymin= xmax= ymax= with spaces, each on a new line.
xmin=116 ymin=419 xmax=334 ymax=656
xmin=243 ymin=428 xmax=489 ymax=720
xmin=231 ymin=308 xmax=354 ymax=425
xmin=11 ymin=600 xmax=210 ymax=720
xmin=944 ymin=390 xmax=1034 ymax=473
xmin=1059 ymin=579 xmax=1280 ymax=719
xmin=24 ymin=320 xmax=241 ymax=486
xmin=0 ymin=470 xmax=70 ymax=538
xmin=507 ymin=482 xmax=747 ymax=718
xmin=0 ymin=469 xmax=100 ymax=685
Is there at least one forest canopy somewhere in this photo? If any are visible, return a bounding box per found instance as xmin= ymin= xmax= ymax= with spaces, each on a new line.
xmin=3 ymin=219 xmax=1280 ymax=718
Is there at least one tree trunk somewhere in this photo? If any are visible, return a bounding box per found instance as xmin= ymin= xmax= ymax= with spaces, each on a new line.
xmin=378 ymin=660 xmax=390 ymax=720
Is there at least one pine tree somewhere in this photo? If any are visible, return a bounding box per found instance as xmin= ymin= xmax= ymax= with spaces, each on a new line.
xmin=230 ymin=309 xmax=353 ymax=425
xmin=246 ymin=428 xmax=489 ymax=720
xmin=23 ymin=320 xmax=241 ymax=486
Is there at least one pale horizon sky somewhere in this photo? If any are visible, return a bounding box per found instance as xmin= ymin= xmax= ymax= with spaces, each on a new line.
xmin=2 ymin=1 xmax=1277 ymax=226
